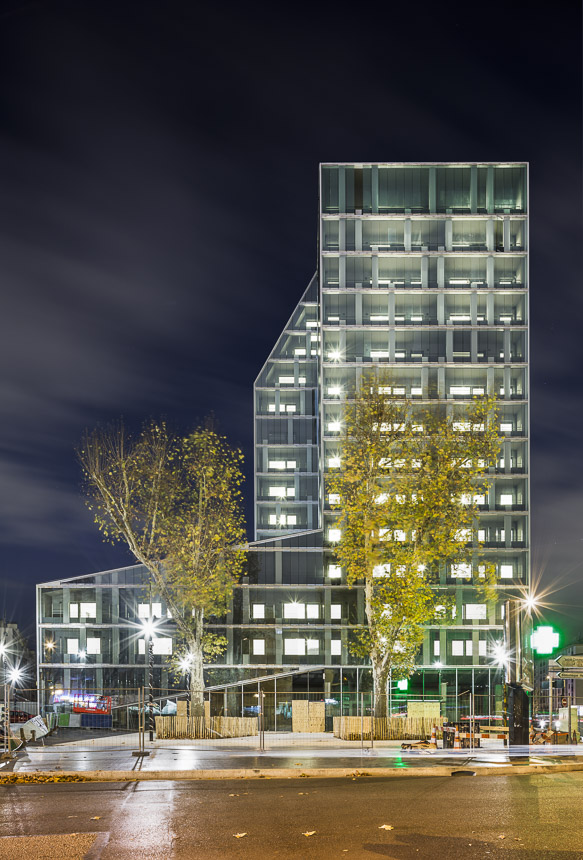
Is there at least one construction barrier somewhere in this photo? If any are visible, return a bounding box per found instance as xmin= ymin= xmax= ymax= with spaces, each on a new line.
xmin=155 ymin=716 xmax=258 ymax=740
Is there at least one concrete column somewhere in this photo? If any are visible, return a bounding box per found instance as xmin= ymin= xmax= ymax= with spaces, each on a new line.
xmin=371 ymin=255 xmax=378 ymax=288
xmin=471 ymin=330 xmax=478 ymax=363
xmin=404 ymin=218 xmax=412 ymax=252
xmin=503 ymin=218 xmax=511 ymax=252
xmin=504 ymin=329 xmax=511 ymax=362
xmin=487 ymin=292 xmax=495 ymax=325
xmin=421 ymin=255 xmax=428 ymax=288
xmin=371 ymin=165 xmax=379 ymax=213
xmin=339 ymin=219 xmax=346 ymax=251
xmin=339 ymin=256 xmax=346 ymax=288
xmin=486 ymin=366 xmax=495 ymax=396
xmin=388 ymin=329 xmax=396 ymax=362
xmin=339 ymin=167 xmax=346 ymax=213
xmin=486 ymin=219 xmax=494 ymax=252
xmin=470 ymin=292 xmax=478 ymax=325
xmin=445 ymin=220 xmax=453 ymax=251
xmin=437 ymin=293 xmax=445 ymax=325
xmin=355 ymin=219 xmax=362 ymax=252
xmin=437 ymin=367 xmax=446 ymax=398
xmin=504 ymin=366 xmax=511 ymax=400
xmin=437 ymin=256 xmax=445 ymax=289
xmin=355 ymin=293 xmax=362 ymax=325
xmin=429 ymin=167 xmax=436 ymax=213
xmin=275 ymin=549 xmax=282 ymax=585
xmin=445 ymin=330 xmax=453 ymax=363
xmin=388 ymin=291 xmax=395 ymax=325
xmin=486 ymin=165 xmax=494 ymax=214
xmin=421 ymin=365 xmax=429 ymax=398
xmin=486 ymin=256 xmax=495 ymax=288
xmin=470 ymin=165 xmax=478 ymax=213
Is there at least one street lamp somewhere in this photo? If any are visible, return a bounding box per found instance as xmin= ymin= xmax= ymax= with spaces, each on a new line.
xmin=140 ymin=616 xmax=160 ymax=741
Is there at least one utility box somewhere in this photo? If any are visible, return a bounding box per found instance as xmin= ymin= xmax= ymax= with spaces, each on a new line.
xmin=507 ymin=683 xmax=530 ymax=745
xmin=558 ymin=707 xmax=578 ymax=735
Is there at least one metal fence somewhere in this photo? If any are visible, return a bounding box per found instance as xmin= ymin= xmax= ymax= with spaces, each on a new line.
xmin=3 ymin=684 xmax=581 ymax=755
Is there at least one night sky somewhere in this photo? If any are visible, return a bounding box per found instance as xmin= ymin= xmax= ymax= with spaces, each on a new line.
xmin=1 ymin=2 xmax=581 ymax=646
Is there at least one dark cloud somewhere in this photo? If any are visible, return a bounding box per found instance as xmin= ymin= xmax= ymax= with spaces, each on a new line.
xmin=0 ymin=1 xmax=581 ymax=642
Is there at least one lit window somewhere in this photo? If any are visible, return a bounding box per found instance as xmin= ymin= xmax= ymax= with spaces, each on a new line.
xmin=252 ymin=604 xmax=265 ymax=619
xmin=452 ymin=641 xmax=464 ymax=656
xmin=465 ymin=641 xmax=473 ymax=656
xmin=328 ymin=493 xmax=340 ymax=505
xmin=433 ymin=640 xmax=440 ymax=656
xmin=465 ymin=604 xmax=487 ymax=620
xmin=269 ymin=514 xmax=277 ymax=525
xmin=286 ymin=405 xmax=296 ymax=413
xmin=328 ymin=528 xmax=341 ymax=542
xmin=287 ymin=488 xmax=295 ymax=497
xmin=330 ymin=604 xmax=341 ymax=620
xmin=138 ymin=603 xmax=162 ymax=619
xmin=328 ymin=456 xmax=341 ymax=468
xmin=294 ymin=348 xmax=306 ymax=356
xmin=394 ymin=530 xmax=406 ymax=541
xmin=69 ymin=604 xmax=79 ymax=618
xmin=86 ymin=638 xmax=101 ymax=655
xmin=479 ymin=640 xmax=487 ymax=656
xmin=450 ymin=386 xmax=471 ymax=396
xmin=284 ymin=638 xmax=306 ymax=656
xmin=253 ymin=639 xmax=265 ymax=656
xmin=451 ymin=563 xmax=472 ymax=578
xmin=328 ymin=386 xmax=342 ymax=396
xmin=331 ymin=640 xmax=342 ymax=656
xmin=287 ymin=515 xmax=297 ymax=525
xmin=472 ymin=387 xmax=484 ymax=395
xmin=500 ymin=494 xmax=513 ymax=505
xmin=67 ymin=638 xmax=79 ymax=655
xmin=306 ymin=604 xmax=319 ymax=619
xmin=500 ymin=423 xmax=513 ymax=432
xmin=455 ymin=529 xmax=472 ymax=542
xmin=287 ymin=461 xmax=296 ymax=469
xmin=373 ymin=564 xmax=390 ymax=577
xmin=306 ymin=639 xmax=319 ymax=653
xmin=500 ymin=564 xmax=513 ymax=578
xmin=284 ymin=602 xmax=305 ymax=619
xmin=327 ymin=421 xmax=341 ymax=432
xmin=328 ymin=564 xmax=342 ymax=579
xmin=269 ymin=486 xmax=287 ymax=498
xmin=411 ymin=387 xmax=422 ymax=396
xmin=153 ymin=638 xmax=173 ymax=656
xmin=269 ymin=461 xmax=285 ymax=470
xmin=268 ymin=404 xmax=276 ymax=412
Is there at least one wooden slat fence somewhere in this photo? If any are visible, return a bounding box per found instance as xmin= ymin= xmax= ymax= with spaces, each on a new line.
xmin=333 ymin=716 xmax=445 ymax=741
xmin=155 ymin=715 xmax=258 ymax=739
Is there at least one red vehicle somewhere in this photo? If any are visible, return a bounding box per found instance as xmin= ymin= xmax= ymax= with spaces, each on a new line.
xmin=72 ymin=695 xmax=112 ymax=715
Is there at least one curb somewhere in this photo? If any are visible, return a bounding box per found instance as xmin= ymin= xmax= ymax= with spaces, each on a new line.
xmin=10 ymin=762 xmax=583 ymax=782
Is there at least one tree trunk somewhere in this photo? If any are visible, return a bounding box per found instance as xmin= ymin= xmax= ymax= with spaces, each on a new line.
xmin=372 ymin=661 xmax=390 ymax=718
xmin=188 ymin=610 xmax=205 ymax=717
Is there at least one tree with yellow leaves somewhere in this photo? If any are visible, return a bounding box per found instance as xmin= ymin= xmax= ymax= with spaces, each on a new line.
xmin=328 ymin=373 xmax=501 ymax=717
xmin=78 ymin=420 xmax=246 ymax=713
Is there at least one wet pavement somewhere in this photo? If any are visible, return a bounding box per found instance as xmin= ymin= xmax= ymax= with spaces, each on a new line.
xmin=3 ymin=741 xmax=582 ymax=775
xmin=1 ymin=773 xmax=583 ymax=858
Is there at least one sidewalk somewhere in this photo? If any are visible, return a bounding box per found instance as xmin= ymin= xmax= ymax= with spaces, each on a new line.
xmin=3 ymin=739 xmax=583 ymax=781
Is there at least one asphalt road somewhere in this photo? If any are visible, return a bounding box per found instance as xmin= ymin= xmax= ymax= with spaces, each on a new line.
xmin=1 ymin=774 xmax=582 ymax=859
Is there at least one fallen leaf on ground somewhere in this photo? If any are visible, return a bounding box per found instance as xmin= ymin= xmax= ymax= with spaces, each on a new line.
xmin=67 ymin=816 xmax=77 ymax=819
xmin=498 ymin=835 xmax=506 ymax=839
xmin=228 ymin=794 xmax=239 ymax=797
xmin=302 ymin=831 xmax=316 ymax=837
xmin=90 ymin=817 xmax=101 ymax=821
xmin=233 ymin=833 xmax=247 ymax=838
xmin=379 ymin=824 xmax=394 ymax=831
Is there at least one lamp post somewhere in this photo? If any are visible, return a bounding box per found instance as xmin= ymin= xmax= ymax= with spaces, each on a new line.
xmin=141 ymin=618 xmax=157 ymax=741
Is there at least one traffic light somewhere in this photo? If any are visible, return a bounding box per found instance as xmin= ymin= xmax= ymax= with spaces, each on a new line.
xmin=561 ymin=696 xmax=568 ymax=708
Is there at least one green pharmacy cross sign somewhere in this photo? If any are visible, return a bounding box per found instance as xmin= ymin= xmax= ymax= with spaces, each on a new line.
xmin=530 ymin=625 xmax=560 ymax=655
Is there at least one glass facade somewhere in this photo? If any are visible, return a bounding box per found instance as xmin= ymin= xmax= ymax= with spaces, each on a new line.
xmin=37 ymin=163 xmax=528 ymax=706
